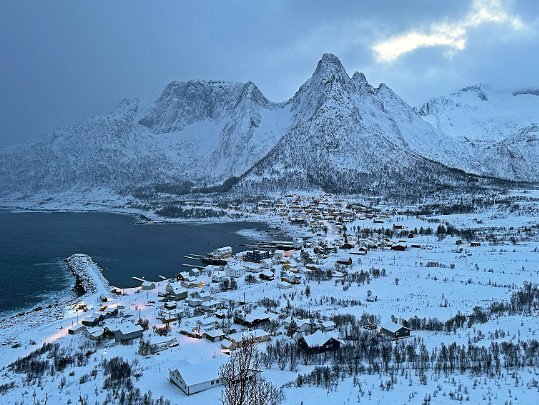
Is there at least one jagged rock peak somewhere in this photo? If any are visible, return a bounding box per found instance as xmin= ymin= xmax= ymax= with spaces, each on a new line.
xmin=352 ymin=72 xmax=374 ymax=93
xmin=308 ymin=53 xmax=351 ymax=88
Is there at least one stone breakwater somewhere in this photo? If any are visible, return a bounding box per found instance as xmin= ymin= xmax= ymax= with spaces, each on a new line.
xmin=65 ymin=254 xmax=111 ymax=297
xmin=0 ymin=254 xmax=112 ymax=344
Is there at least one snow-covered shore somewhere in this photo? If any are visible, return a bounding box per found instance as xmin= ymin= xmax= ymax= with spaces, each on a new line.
xmin=0 ymin=254 xmax=111 ymax=368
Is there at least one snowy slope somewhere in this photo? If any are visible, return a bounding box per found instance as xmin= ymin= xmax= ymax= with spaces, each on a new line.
xmin=416 ymin=85 xmax=539 ymax=182
xmin=416 ymin=85 xmax=539 ymax=142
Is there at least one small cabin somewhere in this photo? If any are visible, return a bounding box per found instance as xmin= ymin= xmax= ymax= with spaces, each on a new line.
xmin=379 ymin=322 xmax=411 ymax=339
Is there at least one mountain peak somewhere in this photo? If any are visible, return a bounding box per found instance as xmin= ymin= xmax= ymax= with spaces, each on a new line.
xmin=352 ymin=72 xmax=374 ymax=94
xmin=313 ymin=53 xmax=347 ymax=79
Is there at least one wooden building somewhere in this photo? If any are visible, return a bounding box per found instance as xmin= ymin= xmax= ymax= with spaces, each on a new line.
xmin=379 ymin=322 xmax=411 ymax=339
xmin=298 ymin=331 xmax=341 ymax=353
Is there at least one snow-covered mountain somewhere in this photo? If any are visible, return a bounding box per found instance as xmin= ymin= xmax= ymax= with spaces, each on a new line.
xmin=0 ymin=80 xmax=290 ymax=195
xmin=238 ymin=54 xmax=487 ymax=195
xmin=416 ymin=85 xmax=539 ymax=182
xmin=0 ymin=54 xmax=530 ymax=201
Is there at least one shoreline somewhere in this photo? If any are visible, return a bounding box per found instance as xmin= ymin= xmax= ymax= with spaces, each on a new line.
xmin=0 ymin=254 xmax=110 ymax=345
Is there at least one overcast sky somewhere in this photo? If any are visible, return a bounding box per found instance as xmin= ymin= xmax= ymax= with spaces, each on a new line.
xmin=1 ymin=0 xmax=538 ymax=148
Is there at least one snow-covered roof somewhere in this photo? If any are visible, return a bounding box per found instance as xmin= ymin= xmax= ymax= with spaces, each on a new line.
xmin=379 ymin=322 xmax=409 ymax=333
xmin=174 ymin=357 xmax=227 ymax=387
xmin=117 ymin=323 xmax=144 ymax=335
xmin=204 ymin=329 xmax=225 ymax=338
xmin=227 ymin=328 xmax=269 ymax=342
xmin=321 ymin=320 xmax=336 ymax=328
xmin=302 ymin=330 xmax=339 ymax=348
xmin=296 ymin=318 xmax=312 ymax=327
xmin=149 ymin=335 xmax=177 ymax=345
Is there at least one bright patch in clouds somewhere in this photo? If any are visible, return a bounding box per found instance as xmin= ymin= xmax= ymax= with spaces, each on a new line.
xmin=373 ymin=0 xmax=525 ymax=63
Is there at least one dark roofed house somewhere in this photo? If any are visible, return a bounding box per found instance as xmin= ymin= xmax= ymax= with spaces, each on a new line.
xmin=82 ymin=313 xmax=104 ymax=327
xmin=298 ymin=330 xmax=341 ymax=353
xmin=379 ymin=322 xmax=411 ymax=339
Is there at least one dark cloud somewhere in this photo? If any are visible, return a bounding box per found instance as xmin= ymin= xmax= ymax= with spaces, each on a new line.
xmin=0 ymin=0 xmax=536 ymax=147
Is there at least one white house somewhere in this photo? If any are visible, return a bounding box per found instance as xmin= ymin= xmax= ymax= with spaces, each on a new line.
xmin=166 ymin=283 xmax=188 ymax=301
xmin=201 ymin=299 xmax=223 ymax=312
xmin=169 ymin=357 xmax=227 ymax=395
xmin=225 ymin=262 xmax=245 ymax=278
xmin=223 ymin=328 xmax=270 ymax=350
xmin=212 ymin=246 xmax=233 ymax=258
xmin=211 ymin=271 xmax=227 ymax=283
xmin=320 ymin=320 xmax=336 ymax=332
xmin=296 ymin=318 xmax=316 ymax=333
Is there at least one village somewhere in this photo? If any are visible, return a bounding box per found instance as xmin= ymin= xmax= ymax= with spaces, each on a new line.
xmin=2 ymin=191 xmax=539 ymax=404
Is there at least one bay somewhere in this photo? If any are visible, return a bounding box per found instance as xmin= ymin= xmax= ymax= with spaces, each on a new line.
xmin=0 ymin=210 xmax=271 ymax=316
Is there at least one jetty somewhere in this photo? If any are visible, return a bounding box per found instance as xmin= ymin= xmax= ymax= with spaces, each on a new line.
xmin=65 ymin=254 xmax=110 ymax=297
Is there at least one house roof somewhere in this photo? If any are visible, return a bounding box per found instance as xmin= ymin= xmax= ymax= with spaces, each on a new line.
xmin=117 ymin=323 xmax=144 ymax=335
xmin=171 ymin=285 xmax=188 ymax=295
xmin=204 ymin=329 xmax=225 ymax=338
xmin=150 ymin=335 xmax=177 ymax=345
xmin=380 ymin=322 xmax=410 ymax=333
xmin=174 ymin=357 xmax=227 ymax=387
xmin=296 ymin=318 xmax=312 ymax=328
xmin=302 ymin=330 xmax=339 ymax=348
xmin=227 ymin=328 xmax=269 ymax=342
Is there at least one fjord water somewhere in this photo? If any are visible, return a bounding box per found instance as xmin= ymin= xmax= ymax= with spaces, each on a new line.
xmin=0 ymin=210 xmax=268 ymax=316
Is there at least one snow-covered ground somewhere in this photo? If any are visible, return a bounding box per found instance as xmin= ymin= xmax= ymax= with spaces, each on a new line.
xmin=1 ymin=193 xmax=539 ymax=404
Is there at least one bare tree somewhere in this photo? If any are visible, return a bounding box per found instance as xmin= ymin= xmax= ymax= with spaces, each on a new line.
xmin=219 ymin=336 xmax=282 ymax=405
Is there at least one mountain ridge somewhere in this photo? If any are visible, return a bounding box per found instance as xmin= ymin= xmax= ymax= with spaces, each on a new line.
xmin=0 ymin=53 xmax=535 ymax=202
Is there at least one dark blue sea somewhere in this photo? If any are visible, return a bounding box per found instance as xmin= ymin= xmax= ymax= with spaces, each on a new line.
xmin=0 ymin=210 xmax=270 ymax=316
